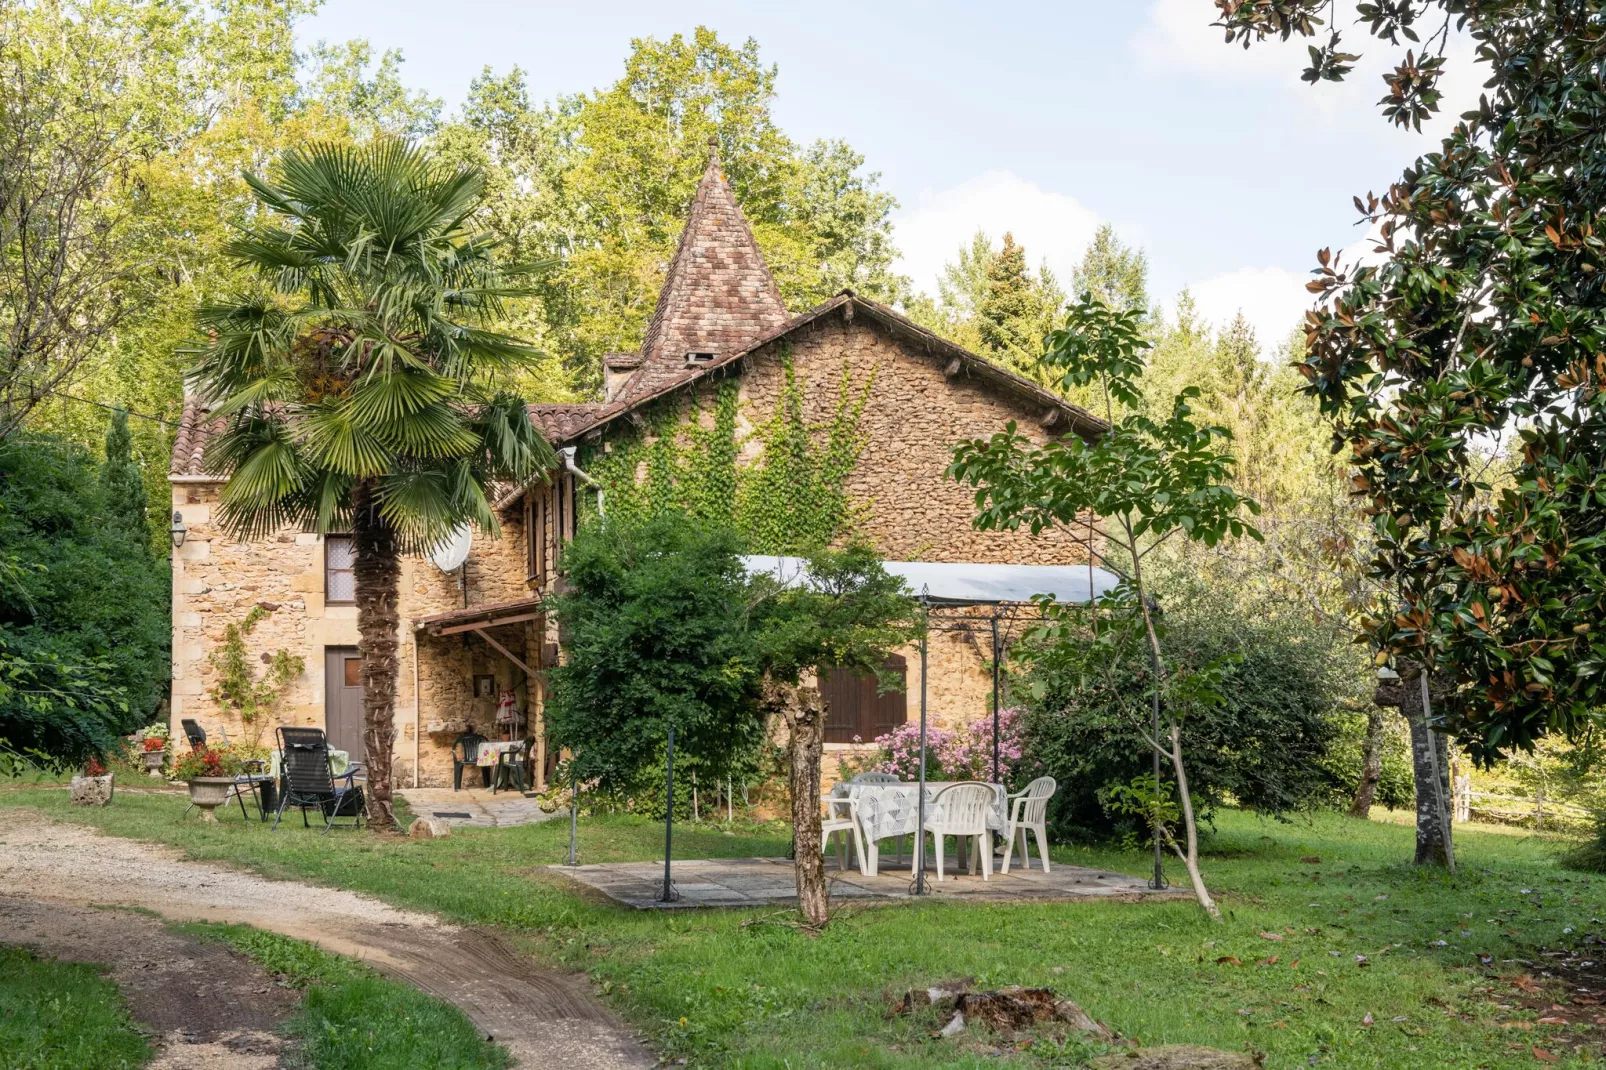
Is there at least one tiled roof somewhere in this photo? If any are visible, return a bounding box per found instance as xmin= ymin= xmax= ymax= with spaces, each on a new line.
xmin=621 ymin=138 xmax=787 ymax=405
xmin=527 ymin=403 xmax=602 ymax=441
xmin=544 ymin=292 xmax=1108 ymax=448
xmin=169 ymin=398 xmax=222 ymax=478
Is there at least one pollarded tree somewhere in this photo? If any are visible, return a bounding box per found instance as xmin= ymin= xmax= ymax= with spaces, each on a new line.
xmin=187 ymin=141 xmax=555 ymax=831
xmin=752 ymin=545 xmax=921 ymax=929
xmin=949 ymin=294 xmax=1261 ymax=918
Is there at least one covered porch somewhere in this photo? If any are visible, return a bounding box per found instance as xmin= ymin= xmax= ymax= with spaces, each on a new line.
xmin=410 ymin=597 xmax=554 ymax=791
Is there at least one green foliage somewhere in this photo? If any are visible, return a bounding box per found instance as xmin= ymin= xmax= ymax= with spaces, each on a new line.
xmin=187 ymin=140 xmax=556 ymax=551
xmin=436 ymin=30 xmax=906 ymax=390
xmin=0 ymin=435 xmax=166 ymax=763
xmin=207 ymin=606 xmax=303 ymax=749
xmin=544 ymin=511 xmax=767 ymax=795
xmin=1018 ymin=580 xmax=1352 ymax=840
xmin=1221 ymin=2 xmax=1606 ymax=761
xmin=186 ymin=923 xmax=508 ymax=1070
xmin=98 ymin=410 xmax=148 ymax=549
xmin=0 ymin=946 xmax=149 ymax=1070
xmin=906 ymin=229 xmax=1067 ymax=391
xmin=1069 ymin=223 xmax=1150 ymax=317
xmin=751 ymin=543 xmax=921 ymax=685
xmin=584 ymin=356 xmax=873 ymax=553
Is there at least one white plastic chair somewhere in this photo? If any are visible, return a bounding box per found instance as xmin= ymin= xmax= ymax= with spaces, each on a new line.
xmin=923 ymin=782 xmax=995 ymax=881
xmin=850 ymin=772 xmax=905 ymax=867
xmin=821 ymin=794 xmax=865 ymax=872
xmin=1000 ymin=776 xmax=1056 ymax=874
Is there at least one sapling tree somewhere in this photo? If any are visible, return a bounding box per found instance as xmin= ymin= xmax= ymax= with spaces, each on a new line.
xmin=752 ymin=545 xmax=920 ymax=929
xmin=948 ymin=294 xmax=1261 ymax=918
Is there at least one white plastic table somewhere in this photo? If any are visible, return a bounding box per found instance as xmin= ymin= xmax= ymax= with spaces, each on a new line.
xmin=830 ymin=780 xmax=1006 ymax=876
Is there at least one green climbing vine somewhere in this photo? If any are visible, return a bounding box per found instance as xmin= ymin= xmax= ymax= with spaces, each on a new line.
xmin=207 ymin=604 xmax=304 ymax=749
xmin=580 ymin=354 xmax=874 ymax=553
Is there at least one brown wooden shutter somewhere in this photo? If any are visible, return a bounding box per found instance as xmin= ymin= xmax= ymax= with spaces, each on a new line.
xmin=820 ymin=666 xmax=862 ymax=743
xmin=866 ymin=653 xmax=908 ymax=740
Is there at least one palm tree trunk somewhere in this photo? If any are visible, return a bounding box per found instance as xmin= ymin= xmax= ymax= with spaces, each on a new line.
xmin=352 ymin=480 xmax=400 ymax=832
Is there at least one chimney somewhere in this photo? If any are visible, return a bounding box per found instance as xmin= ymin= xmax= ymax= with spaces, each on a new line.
xmin=602 ymin=353 xmax=643 ymax=404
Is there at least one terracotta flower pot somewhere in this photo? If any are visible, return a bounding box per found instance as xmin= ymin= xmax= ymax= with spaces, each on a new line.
xmin=187 ymin=777 xmax=234 ymax=822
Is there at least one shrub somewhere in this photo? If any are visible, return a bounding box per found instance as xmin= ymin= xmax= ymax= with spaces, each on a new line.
xmin=0 ymin=435 xmax=168 ymax=764
xmin=1017 ymin=580 xmax=1353 ymax=841
xmin=868 ymin=706 xmax=1026 ymax=785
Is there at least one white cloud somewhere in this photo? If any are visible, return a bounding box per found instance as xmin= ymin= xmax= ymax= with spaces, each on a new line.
xmin=892 ymin=170 xmax=1102 ymax=297
xmin=1183 ymin=266 xmax=1314 ymax=353
xmin=1132 ymin=1 xmax=1486 ymax=139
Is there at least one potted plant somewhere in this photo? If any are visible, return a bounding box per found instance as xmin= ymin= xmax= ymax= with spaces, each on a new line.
xmin=69 ymin=757 xmax=115 ymax=806
xmin=172 ymin=746 xmax=245 ymax=822
xmin=139 ymin=725 xmax=170 ymax=775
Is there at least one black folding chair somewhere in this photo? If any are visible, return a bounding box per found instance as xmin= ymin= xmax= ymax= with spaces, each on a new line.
xmin=181 ymin=719 xmax=207 ymax=751
xmin=272 ymin=727 xmax=364 ymax=834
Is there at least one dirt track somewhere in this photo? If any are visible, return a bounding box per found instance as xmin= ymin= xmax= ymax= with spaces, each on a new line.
xmin=0 ymin=809 xmax=655 ymax=1069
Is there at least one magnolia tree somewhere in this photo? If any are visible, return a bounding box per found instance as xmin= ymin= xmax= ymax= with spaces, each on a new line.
xmin=1213 ymin=4 xmax=1606 ymax=809
xmin=948 ymin=295 xmax=1261 ymax=918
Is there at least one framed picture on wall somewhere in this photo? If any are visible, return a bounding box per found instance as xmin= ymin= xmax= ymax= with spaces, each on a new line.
xmin=474 ymin=674 xmax=496 ymax=699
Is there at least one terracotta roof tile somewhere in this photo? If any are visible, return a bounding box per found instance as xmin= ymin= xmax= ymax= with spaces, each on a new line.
xmin=526 ymin=403 xmax=602 ymax=441
xmin=621 ymin=139 xmax=787 ymax=404
xmin=169 ymin=398 xmax=222 ymax=478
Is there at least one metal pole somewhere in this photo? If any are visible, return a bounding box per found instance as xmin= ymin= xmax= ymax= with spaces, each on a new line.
xmin=567 ymin=755 xmax=578 ymax=866
xmin=661 ymin=725 xmax=676 ymax=902
xmin=990 ymin=613 xmax=1001 ymax=785
xmin=914 ymin=604 xmax=930 ymax=896
xmin=1146 ymin=604 xmax=1164 ymax=891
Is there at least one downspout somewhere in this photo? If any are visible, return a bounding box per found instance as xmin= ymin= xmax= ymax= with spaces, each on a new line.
xmin=412 ymin=626 xmax=421 ymax=789
xmin=558 ymin=446 xmax=604 ymax=517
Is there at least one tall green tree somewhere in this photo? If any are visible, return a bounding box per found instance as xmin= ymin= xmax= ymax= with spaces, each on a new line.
xmin=186 ymin=141 xmax=555 ymax=830
xmin=1217 ymin=2 xmax=1606 ymax=775
xmin=99 ymin=409 xmax=148 ymax=549
xmin=1070 ymin=223 xmax=1150 ymax=317
xmin=434 ymin=30 xmax=907 ymax=391
xmin=950 ymin=294 xmax=1262 ymax=918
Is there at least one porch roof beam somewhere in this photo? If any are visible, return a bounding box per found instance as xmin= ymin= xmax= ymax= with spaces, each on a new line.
xmin=429 ymin=610 xmax=543 ymax=637
xmin=473 ymin=626 xmax=535 ymax=677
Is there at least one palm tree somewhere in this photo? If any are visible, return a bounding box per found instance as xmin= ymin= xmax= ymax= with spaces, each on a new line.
xmin=187 ymin=141 xmax=556 ymax=831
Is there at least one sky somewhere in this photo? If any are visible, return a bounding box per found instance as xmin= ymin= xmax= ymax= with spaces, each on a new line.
xmin=299 ymin=0 xmax=1480 ymax=352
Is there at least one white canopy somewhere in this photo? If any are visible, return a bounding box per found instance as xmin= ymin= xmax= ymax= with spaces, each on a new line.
xmin=741 ymin=554 xmax=1122 ymax=606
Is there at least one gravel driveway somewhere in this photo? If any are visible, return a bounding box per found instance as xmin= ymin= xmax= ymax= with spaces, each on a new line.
xmin=0 ymin=809 xmax=654 ymax=1070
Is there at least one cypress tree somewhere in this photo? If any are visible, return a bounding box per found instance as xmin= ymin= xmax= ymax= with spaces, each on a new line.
xmin=100 ymin=409 xmax=149 ymax=549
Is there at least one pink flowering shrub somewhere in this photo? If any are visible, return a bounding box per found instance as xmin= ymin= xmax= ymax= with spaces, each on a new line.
xmin=871 ymin=706 xmax=1025 ymax=784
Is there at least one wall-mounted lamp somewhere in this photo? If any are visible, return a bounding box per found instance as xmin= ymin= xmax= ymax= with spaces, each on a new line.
xmin=169 ymin=510 xmax=187 ymax=549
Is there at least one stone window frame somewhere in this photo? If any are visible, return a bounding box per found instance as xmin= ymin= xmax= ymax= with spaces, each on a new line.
xmin=324 ymin=534 xmax=356 ymax=605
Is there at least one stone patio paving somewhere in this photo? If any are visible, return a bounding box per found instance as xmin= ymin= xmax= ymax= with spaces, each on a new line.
xmin=549 ymin=856 xmax=1184 ymax=909
xmin=397 ymin=787 xmax=561 ymax=829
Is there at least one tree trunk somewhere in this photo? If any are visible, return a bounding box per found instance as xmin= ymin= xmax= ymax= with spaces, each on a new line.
xmin=1400 ymin=666 xmax=1452 ymax=867
xmin=1349 ymin=709 xmax=1385 ymax=819
xmin=351 ymin=481 xmax=400 ymax=832
xmin=765 ymin=675 xmax=829 ymax=928
xmin=1166 ymin=720 xmax=1221 ymax=920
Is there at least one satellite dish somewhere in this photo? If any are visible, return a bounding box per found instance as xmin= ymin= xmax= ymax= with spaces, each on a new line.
xmin=428 ymin=524 xmax=473 ymax=572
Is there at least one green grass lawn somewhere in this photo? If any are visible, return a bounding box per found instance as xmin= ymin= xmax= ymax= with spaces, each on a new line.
xmin=5 ymin=787 xmax=1605 ymax=1068
xmin=0 ymin=945 xmax=150 ymax=1070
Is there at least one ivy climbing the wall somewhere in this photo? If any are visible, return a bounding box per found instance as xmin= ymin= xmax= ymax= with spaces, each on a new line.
xmin=581 ymin=353 xmax=874 ymax=554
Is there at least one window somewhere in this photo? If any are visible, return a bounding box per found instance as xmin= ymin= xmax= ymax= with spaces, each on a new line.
xmin=325 ymin=536 xmax=355 ymax=603
xmin=525 ymin=491 xmax=548 ymax=585
xmin=820 ymin=654 xmax=907 ymax=744
xmin=342 ymin=656 xmax=361 ymax=687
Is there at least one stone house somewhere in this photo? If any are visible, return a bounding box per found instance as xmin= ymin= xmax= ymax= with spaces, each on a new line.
xmin=167 ymin=142 xmax=1104 ymax=789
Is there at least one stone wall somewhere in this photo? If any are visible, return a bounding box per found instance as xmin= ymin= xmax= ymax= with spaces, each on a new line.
xmin=169 ymin=480 xmax=540 ymax=789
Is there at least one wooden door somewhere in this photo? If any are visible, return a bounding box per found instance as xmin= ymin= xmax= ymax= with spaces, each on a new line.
xmin=324 ymin=647 xmax=365 ymax=757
